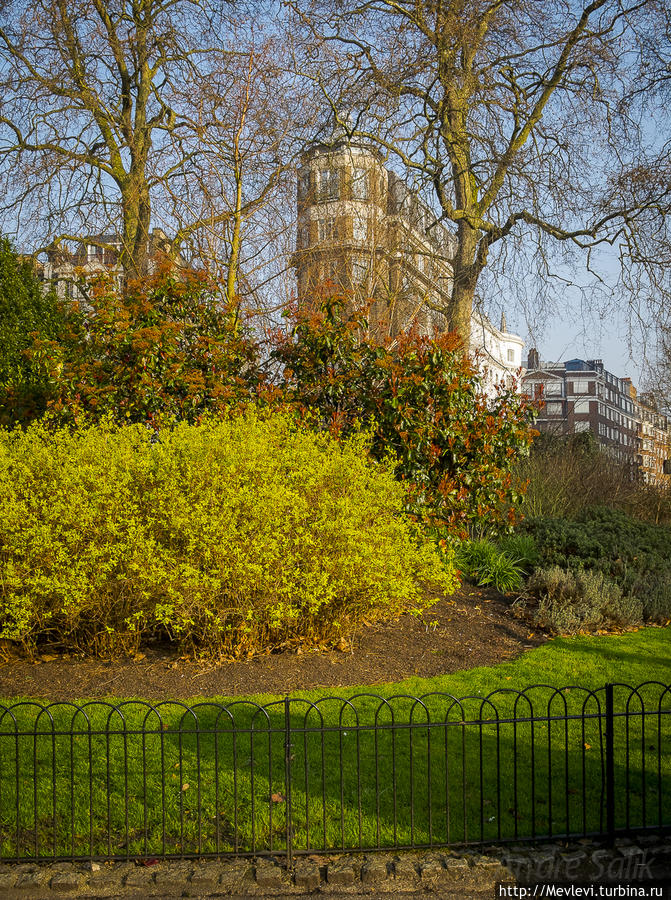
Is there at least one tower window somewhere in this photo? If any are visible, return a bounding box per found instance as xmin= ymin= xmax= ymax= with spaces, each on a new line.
xmin=297 ymin=223 xmax=310 ymax=249
xmin=324 ymin=259 xmax=342 ymax=283
xmin=353 ymin=213 xmax=368 ymax=243
xmin=318 ymin=217 xmax=337 ymax=242
xmin=351 ymin=255 xmax=369 ymax=285
xmin=352 ymin=167 xmax=369 ymax=200
xmin=318 ymin=168 xmax=340 ymax=201
xmin=297 ymin=171 xmax=310 ymax=200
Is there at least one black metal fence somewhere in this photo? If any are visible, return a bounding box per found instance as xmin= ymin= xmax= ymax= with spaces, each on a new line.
xmin=0 ymin=682 xmax=669 ymax=863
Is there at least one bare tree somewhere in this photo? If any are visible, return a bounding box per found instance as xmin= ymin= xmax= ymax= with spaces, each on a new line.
xmin=0 ymin=0 xmax=305 ymax=287
xmin=162 ymin=23 xmax=305 ymax=311
xmin=288 ymin=0 xmax=671 ymax=345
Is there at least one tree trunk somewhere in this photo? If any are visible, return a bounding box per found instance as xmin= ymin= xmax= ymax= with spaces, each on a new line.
xmin=120 ymin=178 xmax=151 ymax=278
xmin=449 ymin=221 xmax=480 ymax=352
xmin=226 ymin=166 xmax=243 ymax=311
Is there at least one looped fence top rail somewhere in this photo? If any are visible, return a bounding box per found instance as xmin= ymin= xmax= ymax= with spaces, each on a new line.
xmin=0 ymin=681 xmax=669 ymax=863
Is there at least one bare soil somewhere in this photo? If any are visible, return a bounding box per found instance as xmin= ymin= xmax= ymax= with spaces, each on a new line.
xmin=0 ymin=587 xmax=546 ymax=701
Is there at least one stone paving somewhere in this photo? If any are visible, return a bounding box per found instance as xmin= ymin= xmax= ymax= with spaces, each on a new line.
xmin=0 ymin=838 xmax=668 ymax=898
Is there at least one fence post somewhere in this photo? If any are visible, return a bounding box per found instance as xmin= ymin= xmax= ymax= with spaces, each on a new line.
xmin=284 ymin=696 xmax=293 ymax=869
xmin=605 ymin=683 xmax=615 ymax=846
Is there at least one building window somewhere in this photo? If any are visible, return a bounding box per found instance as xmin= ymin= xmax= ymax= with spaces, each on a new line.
xmin=318 ymin=168 xmax=340 ymax=201
xmin=573 ymin=398 xmax=591 ymax=413
xmin=545 ymin=381 xmax=562 ymax=396
xmin=297 ymin=170 xmax=310 ymax=200
xmin=318 ymin=217 xmax=337 ymax=243
xmin=545 ymin=401 xmax=563 ymax=416
xmin=297 ymin=223 xmax=310 ymax=249
xmin=572 ymin=379 xmax=591 ymax=394
xmin=324 ymin=259 xmax=342 ymax=284
xmin=574 ymin=421 xmax=591 ymax=433
xmin=352 ymin=167 xmax=368 ymax=200
xmin=507 ymin=348 xmax=515 ymax=363
xmin=352 ymin=212 xmax=368 ymax=243
xmin=87 ymin=244 xmax=104 ymax=263
xmin=351 ymin=255 xmax=369 ymax=285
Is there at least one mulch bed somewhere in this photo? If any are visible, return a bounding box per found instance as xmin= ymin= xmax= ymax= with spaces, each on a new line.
xmin=0 ymin=587 xmax=546 ymax=701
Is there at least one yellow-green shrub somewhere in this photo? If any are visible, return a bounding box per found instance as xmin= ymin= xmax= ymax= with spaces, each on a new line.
xmin=0 ymin=411 xmax=457 ymax=656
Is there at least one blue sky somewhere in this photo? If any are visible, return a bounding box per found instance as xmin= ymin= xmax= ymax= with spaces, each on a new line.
xmin=514 ymin=299 xmax=649 ymax=385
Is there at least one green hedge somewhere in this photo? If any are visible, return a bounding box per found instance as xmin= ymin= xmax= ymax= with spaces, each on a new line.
xmin=0 ymin=412 xmax=457 ymax=656
xmin=520 ymin=506 xmax=671 ymax=623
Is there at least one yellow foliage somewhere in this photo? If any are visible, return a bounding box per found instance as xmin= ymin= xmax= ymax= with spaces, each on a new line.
xmin=0 ymin=411 xmax=457 ymax=656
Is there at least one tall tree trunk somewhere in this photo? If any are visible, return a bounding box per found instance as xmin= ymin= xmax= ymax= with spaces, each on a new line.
xmin=449 ymin=221 xmax=480 ymax=351
xmin=120 ymin=176 xmax=151 ymax=277
xmin=226 ymin=167 xmax=243 ymax=311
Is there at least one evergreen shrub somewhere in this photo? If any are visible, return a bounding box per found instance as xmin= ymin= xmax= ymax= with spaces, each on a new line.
xmin=520 ymin=506 xmax=671 ymax=622
xmin=0 ymin=237 xmax=74 ymax=426
xmin=273 ymin=295 xmax=536 ymax=539
xmin=0 ymin=411 xmax=457 ymax=656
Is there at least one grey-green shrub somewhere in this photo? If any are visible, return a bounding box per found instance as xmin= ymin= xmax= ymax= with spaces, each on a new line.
xmin=527 ymin=566 xmax=643 ymax=634
xmin=521 ymin=506 xmax=671 ymax=622
xmin=0 ymin=412 xmax=457 ymax=656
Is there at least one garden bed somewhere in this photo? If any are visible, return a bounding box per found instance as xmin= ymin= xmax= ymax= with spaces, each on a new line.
xmin=0 ymin=586 xmax=544 ymax=700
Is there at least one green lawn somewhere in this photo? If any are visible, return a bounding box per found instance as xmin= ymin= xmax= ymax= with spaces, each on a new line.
xmin=0 ymin=627 xmax=669 ymax=860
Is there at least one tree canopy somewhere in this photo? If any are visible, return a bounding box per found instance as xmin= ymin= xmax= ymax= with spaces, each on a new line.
xmin=0 ymin=0 xmax=305 ymax=300
xmin=289 ymin=0 xmax=671 ymax=345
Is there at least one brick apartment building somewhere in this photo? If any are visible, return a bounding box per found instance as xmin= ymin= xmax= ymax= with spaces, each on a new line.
xmin=292 ymin=138 xmax=524 ymax=393
xmin=522 ymin=352 xmax=671 ymax=483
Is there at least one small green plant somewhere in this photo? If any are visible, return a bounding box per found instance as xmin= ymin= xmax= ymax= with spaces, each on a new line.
xmin=496 ymin=533 xmax=539 ymax=573
xmin=456 ymin=539 xmax=525 ymax=593
xmin=526 ymin=566 xmax=643 ymax=634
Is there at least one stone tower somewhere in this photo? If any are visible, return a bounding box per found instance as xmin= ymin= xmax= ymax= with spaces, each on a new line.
xmin=293 ymin=137 xmax=455 ymax=340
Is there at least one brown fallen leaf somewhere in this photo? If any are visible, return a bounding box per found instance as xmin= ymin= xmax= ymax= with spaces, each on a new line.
xmin=271 ymin=793 xmax=285 ymax=803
